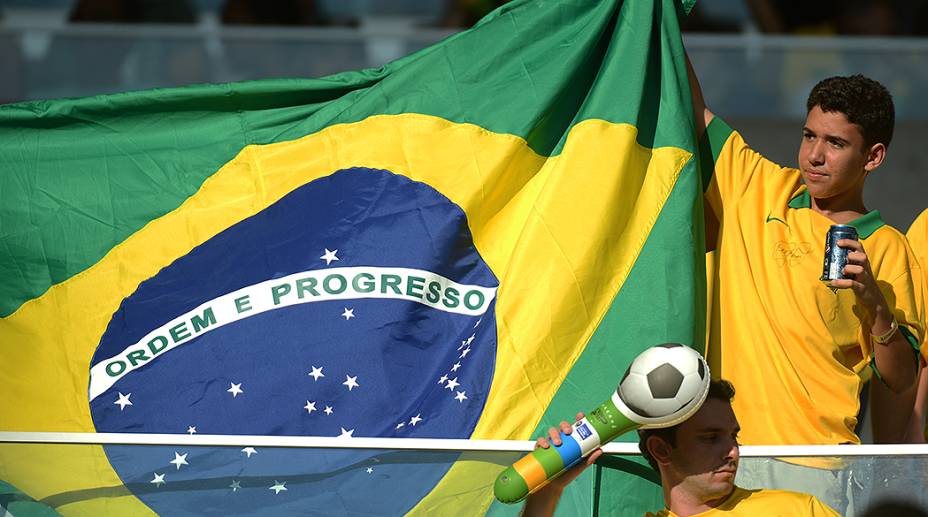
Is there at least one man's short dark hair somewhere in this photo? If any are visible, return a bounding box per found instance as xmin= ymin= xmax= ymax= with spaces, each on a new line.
xmin=806 ymin=74 xmax=895 ymax=149
xmin=637 ymin=379 xmax=736 ymax=473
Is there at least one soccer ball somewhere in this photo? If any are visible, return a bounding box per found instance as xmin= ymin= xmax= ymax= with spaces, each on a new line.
xmin=614 ymin=343 xmax=710 ymax=429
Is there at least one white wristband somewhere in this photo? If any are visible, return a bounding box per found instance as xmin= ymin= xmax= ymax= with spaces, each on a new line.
xmin=871 ymin=317 xmax=898 ymax=345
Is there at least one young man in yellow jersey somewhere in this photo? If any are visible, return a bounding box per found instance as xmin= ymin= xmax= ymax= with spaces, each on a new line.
xmin=689 ymin=58 xmax=926 ymax=512
xmin=522 ymin=380 xmax=838 ymax=517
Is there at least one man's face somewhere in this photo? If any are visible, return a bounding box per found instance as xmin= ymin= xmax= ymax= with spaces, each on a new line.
xmin=666 ymin=398 xmax=740 ymax=502
xmin=798 ymin=105 xmax=877 ymax=204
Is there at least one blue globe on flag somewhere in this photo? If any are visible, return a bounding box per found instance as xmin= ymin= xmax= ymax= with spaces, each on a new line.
xmin=88 ymin=168 xmax=499 ymax=515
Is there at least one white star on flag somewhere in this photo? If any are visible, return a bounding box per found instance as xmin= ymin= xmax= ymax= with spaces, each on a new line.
xmin=186 ymin=426 xmax=197 ymax=434
xmin=455 ymin=391 xmax=468 ymax=403
xmin=320 ymin=248 xmax=339 ymax=265
xmin=304 ymin=401 xmax=317 ymax=414
xmin=150 ymin=473 xmax=166 ymax=486
xmin=338 ymin=427 xmax=355 ymax=438
xmin=341 ymin=308 xmax=355 ymax=320
xmin=460 ymin=348 xmax=471 ymax=359
xmin=227 ymin=382 xmax=243 ymax=398
xmin=308 ymin=366 xmax=324 ymax=380
xmin=366 ymin=467 xmax=374 ymax=474
xmin=438 ymin=374 xmax=448 ymax=385
xmin=229 ymin=480 xmax=241 ymax=492
xmin=114 ymin=392 xmax=132 ymax=411
xmin=410 ymin=414 xmax=423 ymax=426
xmin=241 ymin=447 xmax=258 ymax=458
xmin=395 ymin=422 xmax=405 ymax=429
xmin=324 ymin=405 xmax=334 ymax=415
xmin=451 ymin=362 xmax=461 ymax=372
xmin=474 ymin=318 xmax=481 ymax=328
xmin=445 ymin=377 xmax=459 ymax=390
xmin=269 ymin=481 xmax=287 ymax=494
xmin=343 ymin=375 xmax=359 ymax=391
xmin=170 ymin=452 xmax=189 ymax=470
xmin=467 ymin=334 xmax=475 ymax=345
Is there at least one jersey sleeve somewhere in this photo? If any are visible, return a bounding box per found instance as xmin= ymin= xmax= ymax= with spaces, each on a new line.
xmin=701 ymin=117 xmax=798 ymax=223
xmin=907 ymin=209 xmax=928 ymax=357
xmin=807 ymin=495 xmax=841 ymax=517
xmin=901 ymin=271 xmax=927 ymax=361
xmin=888 ymin=252 xmax=925 ymax=360
xmin=866 ymin=233 xmax=927 ymax=377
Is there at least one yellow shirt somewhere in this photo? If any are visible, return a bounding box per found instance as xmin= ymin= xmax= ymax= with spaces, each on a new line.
xmin=703 ymin=117 xmax=926 ymax=446
xmin=907 ymin=208 xmax=928 ymax=441
xmin=644 ymin=487 xmax=838 ymax=516
xmin=908 ymin=209 xmax=928 ymax=332
xmin=907 ymin=209 xmax=928 ymax=254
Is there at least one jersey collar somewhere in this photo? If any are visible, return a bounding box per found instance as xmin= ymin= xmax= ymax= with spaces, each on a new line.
xmin=787 ymin=188 xmax=886 ymax=239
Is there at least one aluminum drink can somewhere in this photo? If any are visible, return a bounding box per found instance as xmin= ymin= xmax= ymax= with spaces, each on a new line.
xmin=821 ymin=224 xmax=858 ymax=283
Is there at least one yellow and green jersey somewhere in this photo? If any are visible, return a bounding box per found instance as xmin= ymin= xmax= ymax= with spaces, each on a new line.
xmin=702 ymin=117 xmax=926 ymax=446
xmin=644 ymin=487 xmax=839 ymax=516
xmin=907 ymin=208 xmax=928 ymax=442
xmin=909 ymin=209 xmax=928 ymax=332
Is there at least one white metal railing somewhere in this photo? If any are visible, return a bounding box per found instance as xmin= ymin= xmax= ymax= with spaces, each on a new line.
xmin=3 ymin=432 xmax=928 ymax=457
xmin=3 ymin=432 xmax=927 ymax=516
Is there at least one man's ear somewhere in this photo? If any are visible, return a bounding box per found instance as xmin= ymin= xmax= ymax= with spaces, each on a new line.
xmin=646 ymin=435 xmax=673 ymax=465
xmin=864 ymin=142 xmax=887 ymax=173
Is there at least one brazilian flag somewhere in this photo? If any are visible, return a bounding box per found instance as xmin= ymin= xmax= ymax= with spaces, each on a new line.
xmin=0 ymin=0 xmax=703 ymax=515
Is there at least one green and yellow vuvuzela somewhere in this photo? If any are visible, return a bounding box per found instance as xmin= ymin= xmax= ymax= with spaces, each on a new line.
xmin=494 ymin=343 xmax=711 ymax=504
xmin=494 ymin=391 xmax=638 ymax=503
xmin=0 ymin=0 xmax=703 ymax=515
